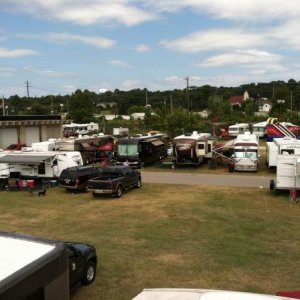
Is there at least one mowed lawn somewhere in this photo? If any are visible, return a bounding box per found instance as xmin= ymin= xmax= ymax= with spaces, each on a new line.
xmin=0 ymin=183 xmax=300 ymax=300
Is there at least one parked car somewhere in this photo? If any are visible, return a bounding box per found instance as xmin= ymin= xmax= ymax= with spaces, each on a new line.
xmin=87 ymin=165 xmax=141 ymax=198
xmin=59 ymin=165 xmax=102 ymax=192
xmin=66 ymin=241 xmax=97 ymax=287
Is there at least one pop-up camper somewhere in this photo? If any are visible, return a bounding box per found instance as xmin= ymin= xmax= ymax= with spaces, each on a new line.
xmin=0 ymin=231 xmax=69 ymax=300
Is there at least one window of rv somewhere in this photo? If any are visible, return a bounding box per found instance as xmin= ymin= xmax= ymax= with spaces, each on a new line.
xmin=118 ymin=144 xmax=138 ymax=156
xmin=234 ymin=149 xmax=258 ymax=159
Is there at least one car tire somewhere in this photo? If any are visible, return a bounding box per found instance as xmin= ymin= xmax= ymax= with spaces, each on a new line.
xmin=92 ymin=193 xmax=98 ymax=198
xmin=114 ymin=185 xmax=122 ymax=198
xmin=136 ymin=178 xmax=142 ymax=188
xmin=81 ymin=261 xmax=96 ymax=285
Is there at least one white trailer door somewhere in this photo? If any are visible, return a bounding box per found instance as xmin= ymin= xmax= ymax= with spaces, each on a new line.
xmin=1 ymin=128 xmax=18 ymax=148
xmin=25 ymin=127 xmax=40 ymax=146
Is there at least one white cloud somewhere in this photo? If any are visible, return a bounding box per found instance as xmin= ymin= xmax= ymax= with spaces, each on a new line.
xmin=0 ymin=47 xmax=37 ymax=57
xmin=1 ymin=0 xmax=157 ymax=26
xmin=161 ymin=29 xmax=265 ymax=53
xmin=199 ymin=49 xmax=282 ymax=67
xmin=107 ymin=60 xmax=131 ymax=67
xmin=121 ymin=79 xmax=139 ymax=90
xmin=17 ymin=32 xmax=115 ymax=49
xmin=146 ymin=0 xmax=300 ymax=22
xmin=0 ymin=67 xmax=15 ymax=77
xmin=134 ymin=44 xmax=150 ymax=53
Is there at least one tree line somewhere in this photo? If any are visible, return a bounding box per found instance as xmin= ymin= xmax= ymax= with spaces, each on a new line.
xmin=3 ymin=79 xmax=300 ymax=138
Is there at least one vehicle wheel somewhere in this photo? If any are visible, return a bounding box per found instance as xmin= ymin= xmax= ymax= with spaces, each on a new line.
xmin=92 ymin=193 xmax=99 ymax=198
xmin=270 ymin=179 xmax=275 ymax=191
xmin=136 ymin=178 xmax=142 ymax=188
xmin=228 ymin=163 xmax=234 ymax=173
xmin=114 ymin=185 xmax=122 ymax=198
xmin=81 ymin=261 xmax=96 ymax=285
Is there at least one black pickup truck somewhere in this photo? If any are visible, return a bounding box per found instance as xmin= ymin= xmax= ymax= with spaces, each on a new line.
xmin=87 ymin=165 xmax=141 ymax=198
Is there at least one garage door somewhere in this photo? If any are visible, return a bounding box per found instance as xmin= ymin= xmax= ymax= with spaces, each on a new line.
xmin=25 ymin=127 xmax=40 ymax=146
xmin=1 ymin=128 xmax=18 ymax=148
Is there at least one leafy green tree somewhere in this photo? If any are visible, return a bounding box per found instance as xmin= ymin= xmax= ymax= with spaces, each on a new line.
xmin=68 ymin=89 xmax=94 ymax=123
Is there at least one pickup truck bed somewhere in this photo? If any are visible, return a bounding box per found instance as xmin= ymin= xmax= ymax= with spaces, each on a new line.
xmin=87 ymin=166 xmax=141 ymax=198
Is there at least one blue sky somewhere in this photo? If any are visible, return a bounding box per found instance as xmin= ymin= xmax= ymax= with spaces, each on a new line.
xmin=1 ymin=0 xmax=300 ymax=97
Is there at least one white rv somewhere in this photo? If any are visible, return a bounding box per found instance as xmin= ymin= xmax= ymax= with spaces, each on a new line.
xmin=270 ymin=154 xmax=300 ymax=191
xmin=252 ymin=121 xmax=267 ymax=138
xmin=0 ymin=150 xmax=83 ymax=180
xmin=228 ymin=123 xmax=249 ymax=137
xmin=173 ymin=132 xmax=214 ymax=166
xmin=266 ymin=137 xmax=300 ymax=168
xmin=229 ymin=131 xmax=259 ymax=172
xmin=63 ymin=122 xmax=99 ymax=136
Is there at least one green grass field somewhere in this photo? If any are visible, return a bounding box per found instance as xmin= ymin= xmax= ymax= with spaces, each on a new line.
xmin=1 ymin=183 xmax=300 ymax=300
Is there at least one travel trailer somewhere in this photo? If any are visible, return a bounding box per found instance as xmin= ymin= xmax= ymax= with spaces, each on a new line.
xmin=229 ymin=131 xmax=259 ymax=172
xmin=228 ymin=123 xmax=249 ymax=137
xmin=55 ymin=135 xmax=115 ymax=164
xmin=0 ymin=231 xmax=69 ymax=300
xmin=116 ymin=133 xmax=168 ymax=168
xmin=270 ymin=154 xmax=300 ymax=192
xmin=252 ymin=121 xmax=267 ymax=138
xmin=172 ymin=131 xmax=214 ymax=167
xmin=266 ymin=137 xmax=300 ymax=168
xmin=62 ymin=122 xmax=99 ymax=136
xmin=0 ymin=149 xmax=83 ymax=180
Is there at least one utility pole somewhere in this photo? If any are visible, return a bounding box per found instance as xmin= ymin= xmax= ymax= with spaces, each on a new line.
xmin=25 ymin=80 xmax=31 ymax=98
xmin=290 ymin=90 xmax=293 ymax=117
xmin=145 ymin=89 xmax=148 ymax=106
xmin=185 ymin=77 xmax=190 ymax=113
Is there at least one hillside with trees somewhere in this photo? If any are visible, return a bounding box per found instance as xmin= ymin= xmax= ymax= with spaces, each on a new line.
xmin=2 ymin=80 xmax=300 ymax=137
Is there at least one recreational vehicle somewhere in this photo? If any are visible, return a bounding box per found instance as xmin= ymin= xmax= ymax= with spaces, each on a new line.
xmin=172 ymin=131 xmax=214 ymax=167
xmin=252 ymin=121 xmax=267 ymax=138
xmin=229 ymin=131 xmax=259 ymax=172
xmin=0 ymin=150 xmax=83 ymax=181
xmin=62 ymin=122 xmax=99 ymax=136
xmin=0 ymin=231 xmax=69 ymax=300
xmin=116 ymin=133 xmax=168 ymax=168
xmin=270 ymin=154 xmax=300 ymax=192
xmin=266 ymin=137 xmax=300 ymax=168
xmin=55 ymin=135 xmax=115 ymax=164
xmin=228 ymin=123 xmax=249 ymax=137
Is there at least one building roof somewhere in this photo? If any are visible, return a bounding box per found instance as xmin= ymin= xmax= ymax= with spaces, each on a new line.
xmin=229 ymin=95 xmax=244 ymax=105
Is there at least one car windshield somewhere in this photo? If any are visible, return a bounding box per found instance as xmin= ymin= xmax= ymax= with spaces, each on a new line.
xmin=118 ymin=144 xmax=138 ymax=156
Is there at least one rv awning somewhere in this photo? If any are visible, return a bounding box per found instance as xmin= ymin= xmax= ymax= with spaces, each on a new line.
xmin=0 ymin=154 xmax=55 ymax=165
xmin=150 ymin=140 xmax=164 ymax=146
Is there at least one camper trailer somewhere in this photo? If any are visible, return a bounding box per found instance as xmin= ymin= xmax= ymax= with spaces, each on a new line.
xmin=116 ymin=133 xmax=168 ymax=168
xmin=228 ymin=123 xmax=249 ymax=137
xmin=172 ymin=132 xmax=214 ymax=167
xmin=0 ymin=150 xmax=83 ymax=181
xmin=0 ymin=231 xmax=69 ymax=300
xmin=252 ymin=121 xmax=267 ymax=138
xmin=266 ymin=137 xmax=300 ymax=168
xmin=270 ymin=154 xmax=300 ymax=192
xmin=229 ymin=131 xmax=259 ymax=172
xmin=55 ymin=135 xmax=115 ymax=164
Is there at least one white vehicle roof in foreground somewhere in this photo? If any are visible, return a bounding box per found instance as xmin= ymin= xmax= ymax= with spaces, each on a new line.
xmin=0 ymin=236 xmax=55 ymax=281
xmin=132 ymin=289 xmax=291 ymax=300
